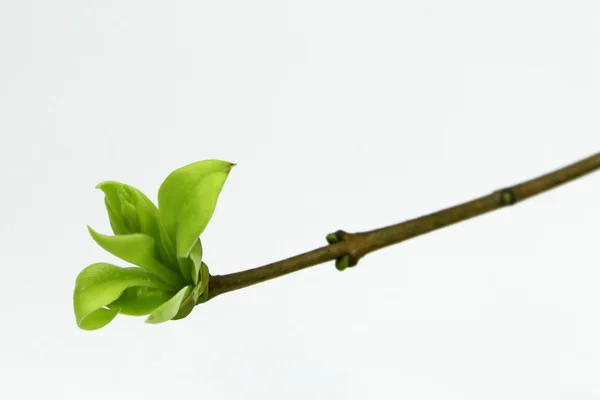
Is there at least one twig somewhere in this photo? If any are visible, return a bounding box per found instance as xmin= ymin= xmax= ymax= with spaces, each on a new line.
xmin=205 ymin=152 xmax=600 ymax=301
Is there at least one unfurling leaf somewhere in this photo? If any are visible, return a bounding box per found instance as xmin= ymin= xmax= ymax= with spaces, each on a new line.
xmin=145 ymin=285 xmax=193 ymax=324
xmin=158 ymin=159 xmax=234 ymax=258
xmin=173 ymin=238 xmax=203 ymax=285
xmin=96 ymin=181 xmax=177 ymax=267
xmin=188 ymin=239 xmax=203 ymax=286
xmin=74 ymin=263 xmax=172 ymax=330
xmin=173 ymin=261 xmax=211 ymax=320
xmin=108 ymin=287 xmax=174 ymax=316
xmin=87 ymin=226 xmax=184 ymax=288
xmin=77 ymin=307 xmax=121 ymax=331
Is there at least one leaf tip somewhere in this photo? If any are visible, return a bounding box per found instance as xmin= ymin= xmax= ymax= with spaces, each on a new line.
xmin=95 ymin=181 xmax=112 ymax=190
xmin=87 ymin=225 xmax=102 ymax=240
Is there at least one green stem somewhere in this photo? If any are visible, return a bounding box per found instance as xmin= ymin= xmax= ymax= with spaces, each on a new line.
xmin=205 ymin=152 xmax=600 ymax=302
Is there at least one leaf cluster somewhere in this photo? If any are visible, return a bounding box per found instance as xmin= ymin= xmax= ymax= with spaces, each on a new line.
xmin=73 ymin=160 xmax=234 ymax=330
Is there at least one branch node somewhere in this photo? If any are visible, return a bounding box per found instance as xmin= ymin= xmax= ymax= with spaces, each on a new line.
xmin=495 ymin=187 xmax=518 ymax=206
xmin=327 ymin=230 xmax=363 ymax=271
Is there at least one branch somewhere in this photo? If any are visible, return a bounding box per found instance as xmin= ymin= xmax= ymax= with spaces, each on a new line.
xmin=205 ymin=152 xmax=600 ymax=301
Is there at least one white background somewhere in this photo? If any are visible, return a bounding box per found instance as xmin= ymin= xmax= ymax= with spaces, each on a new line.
xmin=1 ymin=1 xmax=600 ymax=399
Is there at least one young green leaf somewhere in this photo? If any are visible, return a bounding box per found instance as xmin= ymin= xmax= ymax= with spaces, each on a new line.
xmin=176 ymin=172 xmax=230 ymax=257
xmin=96 ymin=181 xmax=178 ymax=268
xmin=188 ymin=239 xmax=203 ymax=286
xmin=176 ymin=257 xmax=192 ymax=285
xmin=173 ymin=262 xmax=210 ymax=320
xmin=198 ymin=261 xmax=210 ymax=295
xmin=172 ymin=292 xmax=196 ymax=320
xmin=104 ymin=197 xmax=129 ymax=235
xmin=87 ymin=226 xmax=184 ymax=288
xmin=172 ymin=238 xmax=202 ymax=286
xmin=74 ymin=263 xmax=171 ymax=330
xmin=158 ymin=159 xmax=234 ymax=258
xmin=155 ymin=220 xmax=177 ymax=269
xmin=97 ymin=181 xmax=139 ymax=235
xmin=107 ymin=287 xmax=174 ymax=316
xmin=77 ymin=308 xmax=121 ymax=331
xmin=145 ymin=285 xmax=193 ymax=324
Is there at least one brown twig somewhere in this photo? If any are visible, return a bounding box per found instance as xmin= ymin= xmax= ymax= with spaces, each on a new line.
xmin=205 ymin=152 xmax=600 ymax=302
